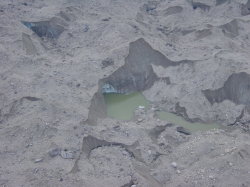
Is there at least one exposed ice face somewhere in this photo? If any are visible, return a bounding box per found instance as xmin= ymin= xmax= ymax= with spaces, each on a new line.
xmin=22 ymin=19 xmax=65 ymax=39
xmin=102 ymin=83 xmax=119 ymax=94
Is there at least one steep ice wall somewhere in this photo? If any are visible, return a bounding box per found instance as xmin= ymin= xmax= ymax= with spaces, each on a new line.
xmin=87 ymin=38 xmax=193 ymax=124
xmin=203 ymin=72 xmax=250 ymax=107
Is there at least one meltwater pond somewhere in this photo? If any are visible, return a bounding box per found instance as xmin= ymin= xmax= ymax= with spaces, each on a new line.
xmin=104 ymin=92 xmax=149 ymax=120
xmin=104 ymin=92 xmax=220 ymax=132
xmin=157 ymin=111 xmax=220 ymax=132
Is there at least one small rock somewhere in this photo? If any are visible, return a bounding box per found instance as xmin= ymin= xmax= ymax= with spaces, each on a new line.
xmin=34 ymin=158 xmax=43 ymax=163
xmin=49 ymin=148 xmax=61 ymax=157
xmin=137 ymin=118 xmax=143 ymax=123
xmin=83 ymin=24 xmax=89 ymax=32
xmin=138 ymin=105 xmax=145 ymax=109
xmin=26 ymin=143 xmax=33 ymax=148
xmin=225 ymin=148 xmax=230 ymax=153
xmin=229 ymin=162 xmax=233 ymax=166
xmin=171 ymin=162 xmax=177 ymax=168
xmin=102 ymin=17 xmax=111 ymax=21
xmin=176 ymin=170 xmax=181 ymax=174
xmin=131 ymin=185 xmax=137 ymax=187
xmin=60 ymin=149 xmax=75 ymax=159
xmin=113 ymin=125 xmax=121 ymax=131
xmin=176 ymin=127 xmax=191 ymax=135
xmin=122 ymin=150 xmax=128 ymax=156
xmin=209 ymin=175 xmax=214 ymax=180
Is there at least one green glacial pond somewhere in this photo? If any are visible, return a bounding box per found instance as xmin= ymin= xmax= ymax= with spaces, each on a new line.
xmin=156 ymin=111 xmax=220 ymax=132
xmin=104 ymin=92 xmax=149 ymax=120
xmin=104 ymin=92 xmax=220 ymax=132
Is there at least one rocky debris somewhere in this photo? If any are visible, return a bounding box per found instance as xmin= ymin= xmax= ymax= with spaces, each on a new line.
xmin=156 ymin=25 xmax=170 ymax=36
xmin=208 ymin=175 xmax=215 ymax=180
xmin=60 ymin=149 xmax=76 ymax=159
xmin=1 ymin=0 xmax=250 ymax=186
xmin=241 ymin=0 xmax=250 ymax=16
xmin=176 ymin=127 xmax=191 ymax=135
xmin=48 ymin=148 xmax=61 ymax=157
xmin=25 ymin=143 xmax=33 ymax=148
xmin=133 ymin=162 xmax=163 ymax=187
xmin=22 ymin=96 xmax=41 ymax=102
xmin=102 ymin=17 xmax=111 ymax=21
xmin=33 ymin=168 xmax=39 ymax=173
xmin=138 ymin=105 xmax=145 ymax=110
xmin=142 ymin=1 xmax=158 ymax=15
xmin=0 ymin=96 xmax=42 ymax=123
xmin=136 ymin=118 xmax=143 ymax=123
xmin=34 ymin=158 xmax=44 ymax=163
xmin=101 ymin=58 xmax=114 ymax=69
xmin=237 ymin=122 xmax=250 ymax=132
xmin=83 ymin=24 xmax=89 ymax=32
xmin=148 ymin=125 xmax=168 ymax=143
xmin=120 ymin=179 xmax=135 ymax=187
xmin=162 ymin=132 xmax=189 ymax=152
xmin=171 ymin=162 xmax=177 ymax=168
xmin=160 ymin=77 xmax=171 ymax=84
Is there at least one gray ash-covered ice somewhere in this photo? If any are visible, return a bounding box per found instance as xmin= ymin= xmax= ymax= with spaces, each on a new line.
xmin=203 ymin=72 xmax=250 ymax=107
xmin=100 ymin=38 xmax=192 ymax=94
xmin=1 ymin=0 xmax=250 ymax=186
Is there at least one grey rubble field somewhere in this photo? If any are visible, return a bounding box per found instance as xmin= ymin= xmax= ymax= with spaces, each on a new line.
xmin=0 ymin=0 xmax=250 ymax=186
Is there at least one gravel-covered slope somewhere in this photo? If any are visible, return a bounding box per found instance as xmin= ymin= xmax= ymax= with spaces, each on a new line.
xmin=0 ymin=0 xmax=250 ymax=186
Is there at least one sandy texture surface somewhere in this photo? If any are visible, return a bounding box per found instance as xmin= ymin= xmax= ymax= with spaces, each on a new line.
xmin=0 ymin=0 xmax=250 ymax=186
